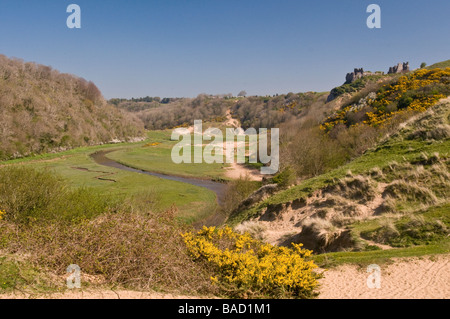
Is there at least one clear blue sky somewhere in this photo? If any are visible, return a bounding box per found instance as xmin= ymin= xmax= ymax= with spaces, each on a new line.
xmin=0 ymin=0 xmax=449 ymax=99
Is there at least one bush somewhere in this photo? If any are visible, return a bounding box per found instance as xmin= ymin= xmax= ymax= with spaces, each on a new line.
xmin=222 ymin=175 xmax=260 ymax=214
xmin=271 ymin=167 xmax=296 ymax=188
xmin=182 ymin=226 xmax=322 ymax=299
xmin=0 ymin=166 xmax=116 ymax=224
xmin=0 ymin=209 xmax=216 ymax=294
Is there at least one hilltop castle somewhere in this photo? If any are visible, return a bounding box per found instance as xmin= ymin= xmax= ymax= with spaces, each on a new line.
xmin=345 ymin=68 xmax=374 ymax=84
xmin=388 ymin=62 xmax=410 ymax=74
xmin=345 ymin=62 xmax=410 ymax=84
xmin=328 ymin=62 xmax=412 ymax=102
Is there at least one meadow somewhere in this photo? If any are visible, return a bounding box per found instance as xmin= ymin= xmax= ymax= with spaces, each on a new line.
xmin=1 ymin=131 xmax=224 ymax=224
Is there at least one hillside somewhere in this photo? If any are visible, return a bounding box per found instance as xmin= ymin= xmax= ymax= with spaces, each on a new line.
xmin=427 ymin=59 xmax=450 ymax=69
xmin=228 ymin=66 xmax=450 ymax=258
xmin=111 ymin=91 xmax=330 ymax=131
xmin=0 ymin=55 xmax=144 ymax=160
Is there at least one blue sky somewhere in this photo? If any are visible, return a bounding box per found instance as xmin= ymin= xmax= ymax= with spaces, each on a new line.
xmin=0 ymin=0 xmax=449 ymax=99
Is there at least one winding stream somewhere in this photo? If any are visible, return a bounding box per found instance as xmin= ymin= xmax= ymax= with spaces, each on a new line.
xmin=90 ymin=150 xmax=227 ymax=206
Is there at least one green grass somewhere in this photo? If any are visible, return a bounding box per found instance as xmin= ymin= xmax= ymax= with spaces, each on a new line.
xmin=357 ymin=204 xmax=450 ymax=248
xmin=314 ymin=241 xmax=450 ymax=268
xmin=315 ymin=202 xmax=450 ymax=269
xmin=0 ymin=256 xmax=59 ymax=294
xmin=227 ymin=100 xmax=450 ymax=266
xmin=427 ymin=59 xmax=450 ymax=70
xmin=107 ymin=130 xmax=228 ymax=180
xmin=228 ymin=136 xmax=450 ymax=225
xmin=1 ymin=132 xmax=223 ymax=224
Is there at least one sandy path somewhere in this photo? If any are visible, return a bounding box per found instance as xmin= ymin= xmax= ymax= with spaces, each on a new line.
xmin=318 ymin=254 xmax=450 ymax=299
xmin=224 ymin=162 xmax=262 ymax=181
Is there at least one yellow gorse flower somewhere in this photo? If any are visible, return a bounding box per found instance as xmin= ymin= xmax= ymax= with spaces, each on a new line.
xmin=182 ymin=226 xmax=321 ymax=298
xmin=321 ymin=67 xmax=450 ymax=132
xmin=0 ymin=210 xmax=6 ymax=221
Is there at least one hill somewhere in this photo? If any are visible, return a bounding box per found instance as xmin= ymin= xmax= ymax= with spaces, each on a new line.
xmin=228 ymin=65 xmax=450 ymax=259
xmin=427 ymin=59 xmax=450 ymax=69
xmin=110 ymin=91 xmax=330 ymax=131
xmin=0 ymin=55 xmax=144 ymax=160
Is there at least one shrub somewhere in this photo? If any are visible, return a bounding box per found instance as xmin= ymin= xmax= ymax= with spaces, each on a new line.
xmin=222 ymin=175 xmax=260 ymax=214
xmin=271 ymin=167 xmax=296 ymax=188
xmin=0 ymin=166 xmax=117 ymax=224
xmin=182 ymin=226 xmax=322 ymax=299
xmin=0 ymin=209 xmax=217 ymax=295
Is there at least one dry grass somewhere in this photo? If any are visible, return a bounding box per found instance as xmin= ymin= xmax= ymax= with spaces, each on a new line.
xmin=234 ymin=221 xmax=268 ymax=241
xmin=0 ymin=209 xmax=217 ymax=295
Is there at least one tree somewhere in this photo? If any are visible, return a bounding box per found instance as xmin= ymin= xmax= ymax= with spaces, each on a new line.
xmin=238 ymin=90 xmax=247 ymax=97
xmin=420 ymin=62 xmax=427 ymax=68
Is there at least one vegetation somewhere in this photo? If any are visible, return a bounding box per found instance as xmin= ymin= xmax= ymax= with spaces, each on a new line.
xmin=327 ymin=73 xmax=386 ymax=102
xmin=360 ymin=205 xmax=450 ymax=248
xmin=229 ymin=98 xmax=450 ymax=262
xmin=222 ymin=176 xmax=261 ymax=215
xmin=1 ymin=55 xmax=449 ymax=297
xmin=427 ymin=59 xmax=450 ymax=70
xmin=0 ymin=138 xmax=220 ymax=224
xmin=182 ymin=226 xmax=322 ymax=299
xmin=0 ymin=165 xmax=218 ymax=296
xmin=322 ymin=68 xmax=450 ymax=131
xmin=0 ymin=54 xmax=144 ymax=160
xmin=111 ymin=91 xmax=329 ymax=131
xmin=107 ymin=130 xmax=227 ymax=180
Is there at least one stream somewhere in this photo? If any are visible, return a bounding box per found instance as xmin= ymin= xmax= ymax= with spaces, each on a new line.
xmin=90 ymin=150 xmax=227 ymax=206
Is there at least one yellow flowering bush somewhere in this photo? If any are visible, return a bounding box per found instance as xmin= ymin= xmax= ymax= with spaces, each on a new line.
xmin=182 ymin=226 xmax=322 ymax=299
xmin=0 ymin=210 xmax=6 ymax=221
xmin=321 ymin=68 xmax=450 ymax=132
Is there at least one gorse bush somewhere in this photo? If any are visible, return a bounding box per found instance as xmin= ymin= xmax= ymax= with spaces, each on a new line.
xmin=182 ymin=226 xmax=322 ymax=299
xmin=322 ymin=68 xmax=450 ymax=131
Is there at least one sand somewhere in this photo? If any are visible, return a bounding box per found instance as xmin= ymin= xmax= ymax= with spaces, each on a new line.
xmin=318 ymin=254 xmax=450 ymax=299
xmin=224 ymin=162 xmax=263 ymax=181
xmin=3 ymin=254 xmax=448 ymax=299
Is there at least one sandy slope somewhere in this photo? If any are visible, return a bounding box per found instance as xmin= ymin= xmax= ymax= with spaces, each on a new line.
xmin=224 ymin=162 xmax=263 ymax=181
xmin=3 ymin=254 xmax=448 ymax=299
xmin=318 ymin=254 xmax=450 ymax=299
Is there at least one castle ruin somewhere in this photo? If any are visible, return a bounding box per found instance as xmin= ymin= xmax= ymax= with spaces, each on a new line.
xmin=388 ymin=62 xmax=410 ymax=74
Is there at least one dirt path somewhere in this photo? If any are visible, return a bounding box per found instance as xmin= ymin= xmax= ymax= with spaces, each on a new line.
xmin=224 ymin=162 xmax=262 ymax=181
xmin=318 ymin=254 xmax=450 ymax=299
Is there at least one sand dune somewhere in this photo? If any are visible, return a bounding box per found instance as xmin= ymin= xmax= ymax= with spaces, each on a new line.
xmin=318 ymin=254 xmax=450 ymax=299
